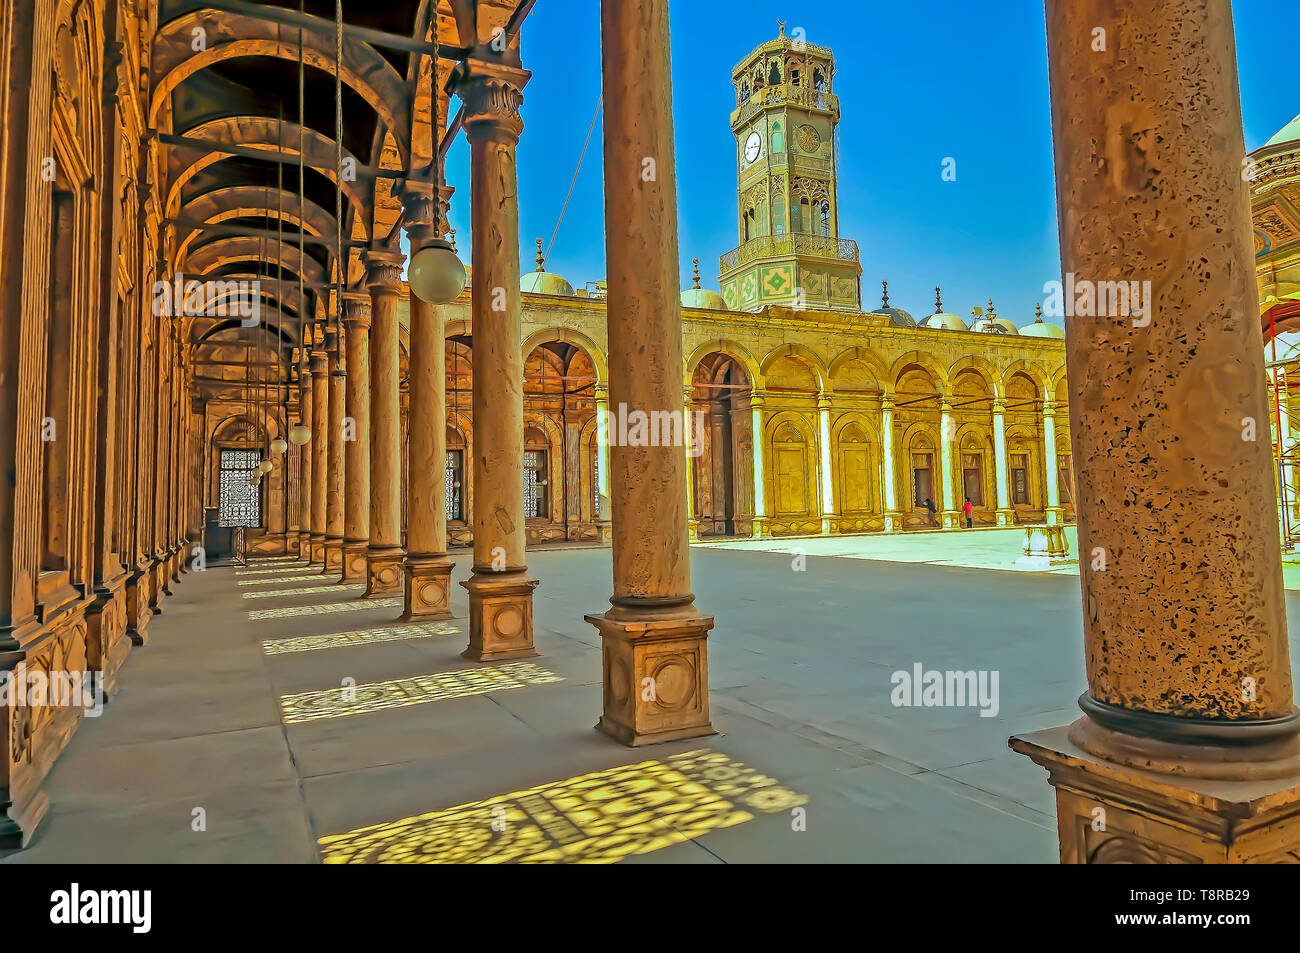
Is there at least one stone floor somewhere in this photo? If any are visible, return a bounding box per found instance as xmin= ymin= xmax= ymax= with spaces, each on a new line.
xmin=9 ymin=540 xmax=1300 ymax=863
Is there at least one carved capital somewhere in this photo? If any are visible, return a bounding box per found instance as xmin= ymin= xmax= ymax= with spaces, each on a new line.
xmin=341 ymin=291 xmax=372 ymax=330
xmin=455 ymin=59 xmax=531 ymax=144
xmin=364 ymin=248 xmax=406 ymax=293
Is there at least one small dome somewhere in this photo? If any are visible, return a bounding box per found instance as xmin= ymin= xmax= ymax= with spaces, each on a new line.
xmin=520 ymin=238 xmax=575 ymax=296
xmin=868 ymin=281 xmax=915 ymax=327
xmin=969 ymin=299 xmax=1019 ymax=335
xmin=1265 ymin=112 xmax=1300 ymax=148
xmin=681 ymin=257 xmax=727 ymax=310
xmin=920 ymin=286 xmax=967 ymax=330
xmin=1020 ymin=302 xmax=1065 ymax=338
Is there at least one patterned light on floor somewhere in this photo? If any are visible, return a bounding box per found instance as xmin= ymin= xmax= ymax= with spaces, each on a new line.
xmin=279 ymin=661 xmax=562 ymax=725
xmin=235 ymin=565 xmax=312 ymax=576
xmin=262 ymin=622 xmax=461 ymax=656
xmin=248 ymin=598 xmax=402 ymax=620
xmin=238 ymin=574 xmax=338 ymax=586
xmin=243 ymin=584 xmax=364 ymax=600
xmin=318 ymin=749 xmax=807 ymax=864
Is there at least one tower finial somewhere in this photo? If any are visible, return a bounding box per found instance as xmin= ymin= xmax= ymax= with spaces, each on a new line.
xmin=881 ymin=280 xmax=889 ymax=307
xmin=934 ymin=286 xmax=943 ymax=314
xmin=447 ymin=227 xmax=457 ymax=253
xmin=1034 ymin=301 xmax=1044 ymax=322
xmin=777 ymin=18 xmax=786 ymax=37
xmin=691 ymin=257 xmax=702 ymax=289
xmin=534 ymin=237 xmax=545 ymax=272
xmin=987 ymin=297 xmax=996 ymax=319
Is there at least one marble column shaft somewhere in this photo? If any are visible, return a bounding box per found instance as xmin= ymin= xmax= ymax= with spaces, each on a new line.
xmin=341 ymin=294 xmax=371 ymax=583
xmin=309 ymin=341 xmax=329 ymax=565
xmin=364 ymin=250 xmax=406 ymax=597
xmin=324 ymin=324 xmax=346 ymax=572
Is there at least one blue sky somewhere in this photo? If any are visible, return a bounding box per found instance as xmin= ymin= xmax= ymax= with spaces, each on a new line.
xmin=438 ymin=0 xmax=1298 ymax=325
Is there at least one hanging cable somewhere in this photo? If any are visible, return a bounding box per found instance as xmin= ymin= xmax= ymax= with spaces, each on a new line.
xmin=543 ymin=92 xmax=602 ymax=267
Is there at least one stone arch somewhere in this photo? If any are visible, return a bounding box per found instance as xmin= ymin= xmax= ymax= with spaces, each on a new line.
xmin=765 ymin=410 xmax=819 ymax=522
xmin=829 ymin=346 xmax=890 ymax=396
xmin=947 ymin=355 xmax=1003 ymax=398
xmin=890 ymin=350 xmax=950 ymax=395
xmin=1000 ymin=359 xmax=1050 ymax=402
xmin=150 ymin=11 xmax=410 ymax=165
xmin=762 ymin=342 xmax=829 ymax=392
xmin=181 ymin=235 xmax=328 ymax=288
xmin=521 ymin=326 xmax=608 ymax=385
xmin=684 ymin=338 xmax=763 ymax=389
xmin=175 ymin=186 xmax=337 ymax=265
xmin=164 ymin=117 xmax=369 ymax=234
xmin=832 ymin=412 xmax=880 ymax=518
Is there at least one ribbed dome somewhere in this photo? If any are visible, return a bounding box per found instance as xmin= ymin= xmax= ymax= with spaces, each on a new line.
xmin=1020 ymin=303 xmax=1065 ymax=338
xmin=520 ymin=238 xmax=576 ymax=296
xmin=920 ymin=286 xmax=967 ymax=330
xmin=868 ymin=280 xmax=916 ymax=328
xmin=681 ymin=257 xmax=727 ymax=310
xmin=969 ymin=299 xmax=1019 ymax=335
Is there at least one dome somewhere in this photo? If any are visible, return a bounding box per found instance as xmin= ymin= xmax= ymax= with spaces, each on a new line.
xmin=969 ymin=299 xmax=1019 ymax=335
xmin=681 ymin=257 xmax=727 ymax=310
xmin=1264 ymin=112 xmax=1300 ymax=148
xmin=520 ymin=238 xmax=576 ymax=296
xmin=920 ymin=286 xmax=968 ymax=330
xmin=1020 ymin=302 xmax=1065 ymax=338
xmin=868 ymin=281 xmax=916 ymax=328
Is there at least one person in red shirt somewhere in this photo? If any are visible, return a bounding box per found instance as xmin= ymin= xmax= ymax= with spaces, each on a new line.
xmin=963 ymin=497 xmax=974 ymax=528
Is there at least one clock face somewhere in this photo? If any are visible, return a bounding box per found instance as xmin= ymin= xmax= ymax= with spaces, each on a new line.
xmin=744 ymin=131 xmax=762 ymax=163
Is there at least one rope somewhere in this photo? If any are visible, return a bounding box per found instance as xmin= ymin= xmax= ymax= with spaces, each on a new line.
xmin=543 ymin=92 xmax=602 ymax=266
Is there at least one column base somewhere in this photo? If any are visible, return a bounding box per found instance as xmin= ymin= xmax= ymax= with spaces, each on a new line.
xmin=1044 ymin=506 xmax=1064 ymax=527
xmin=341 ymin=541 xmax=369 ymax=583
xmin=400 ymin=554 xmax=455 ymax=621
xmin=940 ymin=510 xmax=960 ymax=529
xmin=820 ymin=516 xmax=838 ymax=535
xmin=460 ymin=569 xmax=539 ymax=661
xmin=883 ymin=511 xmax=901 ymax=533
xmin=995 ymin=508 xmax=1015 ymax=527
xmin=687 ymin=518 xmax=699 ymax=542
xmin=364 ymin=547 xmax=404 ymax=598
xmin=309 ymin=536 xmax=326 ymax=565
xmin=323 ymin=538 xmax=344 ymax=573
xmin=124 ymin=569 xmax=152 ymax=645
xmin=297 ymin=533 xmax=312 ymax=561
xmin=751 ymin=516 xmax=768 ymax=539
xmin=1011 ymin=719 xmax=1300 ymax=863
xmin=584 ymin=608 xmax=716 ymax=747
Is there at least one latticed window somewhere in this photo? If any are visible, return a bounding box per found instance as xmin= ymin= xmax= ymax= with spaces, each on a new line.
xmin=593 ymin=449 xmax=601 ymax=518
xmin=218 ymin=449 xmax=261 ymax=527
xmin=445 ymin=450 xmax=463 ymax=521
xmin=962 ymin=453 xmax=984 ymax=506
xmin=1012 ymin=453 xmax=1030 ymax=505
xmin=523 ymin=450 xmax=547 ymax=519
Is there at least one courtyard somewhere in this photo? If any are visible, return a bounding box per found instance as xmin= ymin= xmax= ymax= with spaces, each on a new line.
xmin=9 ymin=538 xmax=1297 ymax=865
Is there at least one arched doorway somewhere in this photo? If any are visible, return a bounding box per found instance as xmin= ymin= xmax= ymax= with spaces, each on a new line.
xmin=690 ymin=353 xmax=752 ymax=537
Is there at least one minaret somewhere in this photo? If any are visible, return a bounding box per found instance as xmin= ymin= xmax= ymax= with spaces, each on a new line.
xmin=717 ymin=25 xmax=862 ymax=313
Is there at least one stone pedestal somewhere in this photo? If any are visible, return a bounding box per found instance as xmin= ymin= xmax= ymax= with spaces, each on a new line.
xmin=586 ymin=611 xmax=716 ymax=746
xmin=402 ymin=555 xmax=455 ymax=621
xmin=462 ymin=570 xmax=540 ymax=661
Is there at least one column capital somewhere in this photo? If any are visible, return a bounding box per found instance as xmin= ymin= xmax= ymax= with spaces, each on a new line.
xmin=594 ymin=382 xmax=609 ymax=402
xmin=310 ymin=348 xmax=328 ymax=374
xmin=364 ymin=248 xmax=406 ymax=293
xmin=816 ymin=392 xmax=833 ymax=411
xmin=993 ymin=397 xmax=1008 ymax=413
xmin=1042 ymin=399 xmax=1063 ymax=415
xmin=880 ymin=394 xmax=895 ymax=411
xmin=341 ymin=291 xmax=372 ymax=330
xmin=939 ymin=397 xmax=954 ymax=414
xmin=750 ymin=389 xmax=768 ymax=410
xmin=400 ymin=179 xmax=453 ymax=247
xmin=454 ymin=58 xmax=531 ymax=144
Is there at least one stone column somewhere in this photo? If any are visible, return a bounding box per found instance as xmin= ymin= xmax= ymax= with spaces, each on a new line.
xmin=400 ymin=182 xmax=454 ymax=620
xmin=323 ymin=323 xmax=346 ymax=572
xmin=594 ymin=383 xmax=613 ymax=540
xmin=341 ymin=293 xmax=371 ymax=582
xmin=1011 ymin=0 xmax=1300 ymax=865
xmin=364 ymin=249 xmax=406 ymax=596
xmin=751 ymin=391 xmax=767 ymax=539
xmin=881 ymin=396 xmax=899 ymax=531
xmin=683 ymin=387 xmax=699 ymax=541
xmin=817 ymin=395 xmax=836 ymax=535
xmin=938 ymin=398 xmax=957 ymax=528
xmin=296 ymin=348 xmax=313 ymax=561
xmin=454 ymin=55 xmax=539 ymax=660
xmin=309 ymin=334 xmax=329 ymax=565
xmin=992 ymin=398 xmax=1013 ymax=526
xmin=1042 ymin=399 xmax=1062 ymax=526
xmin=585 ymin=0 xmax=715 ymax=746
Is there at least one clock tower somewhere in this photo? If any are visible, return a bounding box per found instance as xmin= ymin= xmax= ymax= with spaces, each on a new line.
xmin=719 ymin=24 xmax=862 ymax=313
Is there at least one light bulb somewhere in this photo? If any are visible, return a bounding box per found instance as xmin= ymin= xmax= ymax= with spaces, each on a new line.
xmin=288 ymin=423 xmax=311 ymax=446
xmin=408 ymin=240 xmax=467 ymax=304
xmin=270 ymin=437 xmax=288 ymax=456
xmin=258 ymin=460 xmax=274 ymax=474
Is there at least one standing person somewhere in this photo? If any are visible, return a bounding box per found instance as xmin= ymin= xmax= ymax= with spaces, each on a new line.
xmin=924 ymin=497 xmax=937 ymax=527
xmin=963 ymin=496 xmax=974 ymax=528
